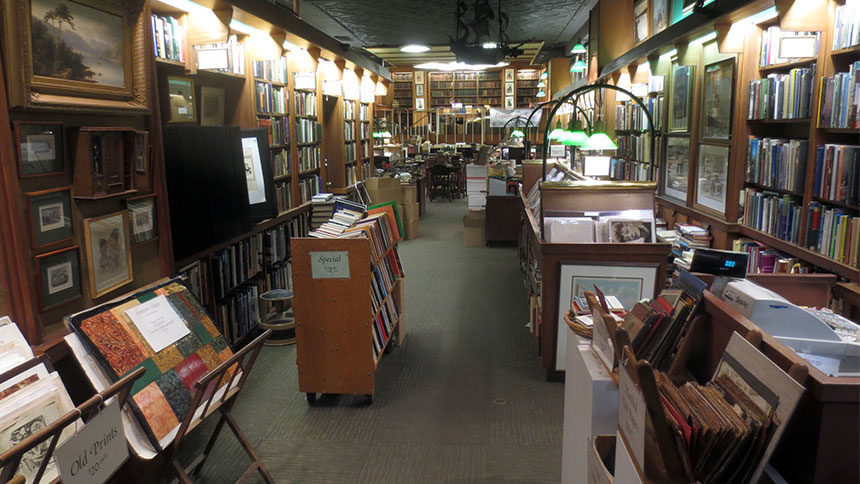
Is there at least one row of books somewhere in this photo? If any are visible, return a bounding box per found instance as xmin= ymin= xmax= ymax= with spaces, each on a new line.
xmin=295 ymin=91 xmax=317 ymax=116
xmin=296 ymin=118 xmax=321 ymax=144
xmin=609 ymin=158 xmax=651 ymax=182
xmin=266 ymin=261 xmax=293 ymax=292
xmin=298 ymin=146 xmax=320 ymax=172
xmin=252 ymin=58 xmax=287 ymax=83
xmin=805 ymin=202 xmax=859 ymax=266
xmin=614 ymin=96 xmax=663 ymax=131
xmin=371 ymin=250 xmax=401 ymax=308
xmin=359 ymin=103 xmax=369 ymax=121
xmin=745 ymin=137 xmax=808 ymax=193
xmin=616 ymin=133 xmax=651 ymax=164
xmin=344 ymin=100 xmax=356 ymax=120
xmin=345 ymin=142 xmax=356 ymax=163
xmin=258 ymin=116 xmax=289 ymax=146
xmin=812 ymin=144 xmax=859 ymax=205
xmin=346 ymin=164 xmax=358 ymax=185
xmin=193 ymin=36 xmax=244 ymax=75
xmin=344 ymin=121 xmax=355 ymax=141
xmin=299 ymin=174 xmax=322 ymax=203
xmin=624 ymin=286 xmax=702 ymax=372
xmin=743 ymin=189 xmax=802 ymax=244
xmin=151 ymin=14 xmax=185 ymax=62
xmin=759 ymin=27 xmax=819 ymax=66
xmin=212 ymin=233 xmax=264 ymax=300
xmin=254 ymin=82 xmax=287 ymax=114
xmin=359 ymin=122 xmax=370 ymax=139
xmin=274 ymin=181 xmax=291 ymax=214
xmin=372 ymin=285 xmax=399 ymax=363
xmin=732 ymin=238 xmax=809 ymax=274
xmin=818 ymin=63 xmax=860 ymax=129
xmin=264 ymin=222 xmax=291 ymax=265
xmin=216 ymin=283 xmax=261 ymax=344
xmin=361 ymin=140 xmax=371 ymax=159
xmin=747 ymin=66 xmax=815 ymax=120
xmin=833 ymin=4 xmax=860 ymax=51
xmin=273 ymin=148 xmax=289 ymax=177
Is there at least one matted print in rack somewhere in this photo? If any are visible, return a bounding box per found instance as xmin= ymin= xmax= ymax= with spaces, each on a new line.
xmin=669 ymin=63 xmax=693 ymax=132
xmin=695 ymin=144 xmax=730 ymax=215
xmin=83 ymin=210 xmax=133 ymax=298
xmin=701 ymin=58 xmax=735 ymax=140
xmin=14 ymin=122 xmax=65 ymax=178
xmin=0 ymin=0 xmax=148 ymax=111
xmin=26 ymin=187 xmax=74 ymax=251
xmin=126 ymin=194 xmax=158 ymax=245
xmin=35 ymin=245 xmax=82 ymax=310
xmin=662 ymin=134 xmax=691 ymax=202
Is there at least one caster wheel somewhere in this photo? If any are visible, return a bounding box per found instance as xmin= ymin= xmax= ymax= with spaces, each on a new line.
xmin=306 ymin=393 xmax=316 ymax=405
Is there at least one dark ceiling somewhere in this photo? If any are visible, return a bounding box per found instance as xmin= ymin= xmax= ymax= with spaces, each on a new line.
xmin=300 ymin=0 xmax=595 ymax=65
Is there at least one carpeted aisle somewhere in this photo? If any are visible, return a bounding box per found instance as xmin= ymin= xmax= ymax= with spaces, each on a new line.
xmin=174 ymin=198 xmax=563 ymax=483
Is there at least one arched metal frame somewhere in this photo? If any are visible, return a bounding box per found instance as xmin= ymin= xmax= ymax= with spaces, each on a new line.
xmin=524 ymin=98 xmax=594 ymax=155
xmin=540 ymin=82 xmax=656 ymax=181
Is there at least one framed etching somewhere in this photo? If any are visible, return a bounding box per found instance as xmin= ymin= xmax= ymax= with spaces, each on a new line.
xmin=504 ymin=69 xmax=514 ymax=82
xmin=199 ymin=86 xmax=225 ymax=126
xmin=26 ymin=187 xmax=74 ymax=251
xmin=633 ymin=0 xmax=648 ymax=44
xmin=505 ymin=82 xmax=514 ymax=96
xmin=695 ymin=144 xmax=730 ymax=215
xmin=663 ymin=135 xmax=691 ymax=202
xmin=504 ymin=96 xmax=514 ymax=109
xmin=651 ymin=0 xmax=668 ymax=34
xmin=415 ymin=97 xmax=425 ymax=111
xmin=14 ymin=122 xmax=65 ymax=177
xmin=701 ymin=58 xmax=735 ymax=140
xmin=415 ymin=84 xmax=424 ymax=97
xmin=414 ymin=71 xmax=424 ymax=85
xmin=83 ymin=211 xmax=133 ymax=298
xmin=35 ymin=245 xmax=82 ymax=310
xmin=168 ymin=76 xmax=196 ymax=123
xmin=126 ymin=194 xmax=157 ymax=245
xmin=669 ymin=63 xmax=693 ymax=132
xmin=0 ymin=0 xmax=148 ymax=112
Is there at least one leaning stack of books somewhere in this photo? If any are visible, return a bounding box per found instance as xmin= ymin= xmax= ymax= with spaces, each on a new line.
xmin=671 ymin=224 xmax=711 ymax=271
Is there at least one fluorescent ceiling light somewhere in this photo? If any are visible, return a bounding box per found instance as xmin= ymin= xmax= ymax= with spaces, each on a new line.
xmin=482 ymin=42 xmax=498 ymax=49
xmin=230 ymin=19 xmax=264 ymax=36
xmin=660 ymin=49 xmax=678 ymax=59
xmin=400 ymin=44 xmax=430 ymax=53
xmin=158 ymin=0 xmax=208 ymax=13
xmin=737 ymin=6 xmax=777 ymax=25
xmin=690 ymin=31 xmax=717 ymax=45
xmin=413 ymin=61 xmax=508 ymax=71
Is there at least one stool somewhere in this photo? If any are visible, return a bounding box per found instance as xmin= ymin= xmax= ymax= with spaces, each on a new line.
xmin=258 ymin=289 xmax=296 ymax=345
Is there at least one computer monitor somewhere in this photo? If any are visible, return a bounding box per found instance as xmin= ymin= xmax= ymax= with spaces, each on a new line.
xmin=583 ymin=156 xmax=611 ymax=177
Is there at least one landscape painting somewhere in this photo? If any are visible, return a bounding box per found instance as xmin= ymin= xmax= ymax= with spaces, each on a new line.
xmin=30 ymin=0 xmax=125 ymax=87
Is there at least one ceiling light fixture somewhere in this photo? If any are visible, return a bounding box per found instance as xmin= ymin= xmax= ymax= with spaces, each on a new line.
xmin=158 ymin=0 xmax=208 ymax=14
xmin=282 ymin=39 xmax=300 ymax=51
xmin=482 ymin=42 xmax=498 ymax=49
xmin=736 ymin=6 xmax=777 ymax=25
xmin=400 ymin=44 xmax=430 ymax=53
xmin=536 ymin=81 xmax=546 ymax=88
xmin=536 ymin=89 xmax=546 ymax=97
xmin=540 ymin=71 xmax=548 ymax=80
xmin=571 ymin=42 xmax=587 ymax=54
xmin=413 ymin=61 xmax=508 ymax=71
xmin=570 ymin=59 xmax=587 ymax=72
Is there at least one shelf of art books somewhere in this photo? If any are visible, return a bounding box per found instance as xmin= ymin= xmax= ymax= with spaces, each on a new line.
xmin=150 ymin=12 xmax=187 ymax=64
xmin=739 ymin=224 xmax=858 ymax=280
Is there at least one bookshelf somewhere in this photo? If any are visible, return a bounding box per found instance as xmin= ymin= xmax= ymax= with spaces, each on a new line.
xmin=344 ymin=99 xmax=357 ymax=185
xmin=429 ymin=72 xmax=454 ymax=107
xmin=359 ymin=102 xmax=373 ymax=180
xmin=453 ymin=71 xmax=478 ymax=105
xmin=516 ymin=69 xmax=539 ymax=107
xmin=392 ymin=71 xmax=414 ymax=108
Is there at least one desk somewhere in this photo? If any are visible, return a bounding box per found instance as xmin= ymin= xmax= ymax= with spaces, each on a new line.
xmin=485 ymin=195 xmax=520 ymax=243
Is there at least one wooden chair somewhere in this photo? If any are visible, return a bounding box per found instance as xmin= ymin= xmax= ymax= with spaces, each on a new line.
xmin=427 ymin=164 xmax=454 ymax=201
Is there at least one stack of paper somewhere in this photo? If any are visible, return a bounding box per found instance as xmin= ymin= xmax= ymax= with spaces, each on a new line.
xmin=544 ymin=217 xmax=595 ymax=243
xmin=466 ymin=164 xmax=488 ymax=210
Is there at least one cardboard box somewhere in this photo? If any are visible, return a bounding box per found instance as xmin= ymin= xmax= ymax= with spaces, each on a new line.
xmin=463 ymin=211 xmax=486 ymax=246
xmin=366 ymin=176 xmax=400 ymax=190
xmin=401 ymin=184 xmax=418 ymax=203
xmin=403 ymin=202 xmax=419 ymax=224
xmin=462 ymin=210 xmax=486 ymax=228
xmin=368 ymin=187 xmax=403 ymax=206
xmin=586 ymin=435 xmax=616 ymax=484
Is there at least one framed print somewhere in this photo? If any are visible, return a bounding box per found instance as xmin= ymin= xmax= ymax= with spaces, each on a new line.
xmin=414 ymin=71 xmax=424 ymax=85
xmin=35 ymin=246 xmax=82 ymax=310
xmin=241 ymin=128 xmax=277 ymax=222
xmin=83 ymin=210 xmax=133 ymax=298
xmin=505 ymin=69 xmax=514 ymax=82
xmin=199 ymin=86 xmax=225 ymax=126
xmin=415 ymin=84 xmax=424 ymax=97
xmin=0 ymin=0 xmax=148 ymax=112
xmin=505 ymin=96 xmax=515 ymax=109
xmin=505 ymin=82 xmax=515 ymax=96
xmin=633 ymin=0 xmax=648 ymax=44
xmin=608 ymin=219 xmax=654 ymax=243
xmin=663 ymin=135 xmax=691 ymax=201
xmin=415 ymin=97 xmax=425 ymax=111
xmin=14 ymin=122 xmax=65 ymax=177
xmin=651 ymin=0 xmax=668 ymax=34
xmin=195 ymin=46 xmax=230 ymax=71
xmin=133 ymin=130 xmax=149 ymax=174
xmin=701 ymin=58 xmax=735 ymax=140
xmin=167 ymin=76 xmax=196 ymax=123
xmin=696 ymin=144 xmax=730 ymax=214
xmin=126 ymin=195 xmax=157 ymax=244
xmin=668 ymin=63 xmax=693 ymax=132
xmin=26 ymin=187 xmax=74 ymax=250
xmin=556 ymin=262 xmax=657 ymax=370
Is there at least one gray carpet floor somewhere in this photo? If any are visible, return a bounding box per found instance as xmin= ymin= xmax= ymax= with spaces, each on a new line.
xmin=176 ymin=198 xmax=564 ymax=483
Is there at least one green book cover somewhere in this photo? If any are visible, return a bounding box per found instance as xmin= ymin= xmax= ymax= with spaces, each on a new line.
xmin=368 ymin=201 xmax=404 ymax=238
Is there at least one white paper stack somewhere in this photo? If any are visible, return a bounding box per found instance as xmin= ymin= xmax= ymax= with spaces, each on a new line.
xmin=544 ymin=217 xmax=596 ymax=243
xmin=466 ymin=164 xmax=488 ymax=210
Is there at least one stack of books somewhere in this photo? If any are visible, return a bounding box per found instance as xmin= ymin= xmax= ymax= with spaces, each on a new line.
xmin=672 ymin=224 xmax=711 ymax=270
xmin=310 ymin=193 xmax=334 ymax=230
xmin=466 ymin=164 xmax=488 ymax=210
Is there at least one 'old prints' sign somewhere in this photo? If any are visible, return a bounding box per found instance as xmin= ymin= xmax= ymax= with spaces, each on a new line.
xmin=55 ymin=400 xmax=128 ymax=484
xmin=311 ymin=251 xmax=350 ymax=279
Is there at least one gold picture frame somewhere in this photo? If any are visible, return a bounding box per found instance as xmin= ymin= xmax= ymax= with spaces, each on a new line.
xmin=83 ymin=210 xmax=133 ymax=298
xmin=1 ymin=0 xmax=149 ymax=112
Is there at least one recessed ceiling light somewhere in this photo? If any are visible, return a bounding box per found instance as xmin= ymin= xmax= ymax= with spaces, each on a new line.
xmin=400 ymin=44 xmax=430 ymax=53
xmin=413 ymin=61 xmax=509 ymax=71
xmin=482 ymin=42 xmax=498 ymax=49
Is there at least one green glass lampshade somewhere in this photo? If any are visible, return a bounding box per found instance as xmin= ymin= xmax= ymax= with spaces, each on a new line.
xmin=372 ymin=131 xmax=383 ymax=138
xmin=566 ymin=130 xmax=588 ymax=146
xmin=510 ymin=129 xmax=525 ymax=138
xmin=548 ymin=121 xmax=565 ymax=140
xmin=536 ymin=80 xmax=546 ymax=88
xmin=539 ymin=71 xmax=548 ymax=80
xmin=571 ymin=42 xmax=587 ymax=54
xmin=536 ymin=90 xmax=546 ymax=97
xmin=582 ymin=128 xmax=618 ymax=151
xmin=570 ymin=59 xmax=587 ymax=73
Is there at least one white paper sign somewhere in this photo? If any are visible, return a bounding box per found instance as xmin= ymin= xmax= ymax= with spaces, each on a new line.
xmin=311 ymin=251 xmax=350 ymax=279
xmin=124 ymin=295 xmax=190 ymax=352
xmin=618 ymin=364 xmax=646 ymax=468
xmin=55 ymin=400 xmax=128 ymax=484
xmin=241 ymin=137 xmax=266 ymax=205
xmin=549 ymin=144 xmax=566 ymax=158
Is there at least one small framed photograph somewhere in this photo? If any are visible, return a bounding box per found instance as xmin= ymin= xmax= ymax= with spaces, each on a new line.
xmin=415 ymin=97 xmax=425 ymax=111
xmin=14 ymin=122 xmax=65 ymax=178
xmin=633 ymin=0 xmax=649 ymax=44
xmin=669 ymin=63 xmax=693 ymax=132
xmin=167 ymin=76 xmax=196 ymax=123
xmin=505 ymin=82 xmax=515 ymax=96
xmin=133 ymin=130 xmax=149 ymax=174
xmin=199 ymin=86 xmax=225 ymax=126
xmin=505 ymin=69 xmax=514 ymax=82
xmin=35 ymin=246 xmax=82 ymax=310
xmin=27 ymin=187 xmax=74 ymax=251
xmin=701 ymin=58 xmax=735 ymax=140
xmin=126 ymin=194 xmax=157 ymax=245
xmin=608 ymin=219 xmax=654 ymax=243
xmin=663 ymin=135 xmax=691 ymax=202
xmin=651 ymin=0 xmax=668 ymax=34
xmin=195 ymin=46 xmax=230 ymax=71
xmin=83 ymin=211 xmax=133 ymax=298
xmin=414 ymin=71 xmax=425 ymax=85
xmin=778 ymin=35 xmax=818 ymax=59
xmin=415 ymin=84 xmax=424 ymax=97
xmin=505 ymin=96 xmax=515 ymax=109
xmin=695 ymin=144 xmax=730 ymax=215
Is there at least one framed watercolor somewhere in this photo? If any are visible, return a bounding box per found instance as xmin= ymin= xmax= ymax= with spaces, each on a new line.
xmin=651 ymin=0 xmax=668 ymax=34
xmin=35 ymin=246 xmax=82 ymax=310
xmin=663 ymin=134 xmax=691 ymax=202
xmin=701 ymin=58 xmax=735 ymax=140
xmin=0 ymin=0 xmax=148 ymax=112
xmin=556 ymin=262 xmax=658 ymax=370
xmin=26 ymin=187 xmax=74 ymax=251
xmin=668 ymin=63 xmax=693 ymax=132
xmin=14 ymin=122 xmax=65 ymax=178
xmin=125 ymin=194 xmax=157 ymax=245
xmin=199 ymin=86 xmax=225 ymax=126
xmin=414 ymin=71 xmax=424 ymax=85
xmin=167 ymin=76 xmax=196 ymax=123
xmin=695 ymin=144 xmax=730 ymax=215
xmin=83 ymin=210 xmax=133 ymax=298
xmin=633 ymin=0 xmax=648 ymax=44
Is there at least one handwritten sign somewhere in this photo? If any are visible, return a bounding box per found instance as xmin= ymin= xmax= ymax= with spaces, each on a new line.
xmin=618 ymin=364 xmax=646 ymax=468
xmin=55 ymin=400 xmax=128 ymax=484
xmin=311 ymin=251 xmax=350 ymax=279
xmin=125 ymin=295 xmax=190 ymax=353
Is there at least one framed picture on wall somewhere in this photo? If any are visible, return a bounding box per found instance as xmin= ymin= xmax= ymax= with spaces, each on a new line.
xmin=663 ymin=135 xmax=691 ymax=202
xmin=695 ymin=144 xmax=730 ymax=214
xmin=416 ymin=97 xmax=425 ymax=111
xmin=241 ymin=129 xmax=277 ymax=222
xmin=126 ymin=194 xmax=157 ymax=245
xmin=504 ymin=96 xmax=514 ymax=109
xmin=167 ymin=76 xmax=196 ymax=123
xmin=35 ymin=246 xmax=82 ymax=310
xmin=505 ymin=69 xmax=514 ymax=82
xmin=27 ymin=187 xmax=74 ymax=251
xmin=83 ymin=211 xmax=133 ymax=298
xmin=668 ymin=63 xmax=693 ymax=132
xmin=651 ymin=0 xmax=668 ymax=34
xmin=701 ymin=58 xmax=735 ymax=140
xmin=414 ymin=71 xmax=425 ymax=84
xmin=199 ymin=86 xmax=225 ymax=126
xmin=14 ymin=122 xmax=65 ymax=177
xmin=505 ymin=82 xmax=514 ymax=96
xmin=416 ymin=84 xmax=424 ymax=97
xmin=633 ymin=0 xmax=649 ymax=44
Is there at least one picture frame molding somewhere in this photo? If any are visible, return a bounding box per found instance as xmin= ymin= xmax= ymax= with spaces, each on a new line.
xmin=668 ymin=63 xmax=693 ymax=133
xmin=35 ymin=245 xmax=83 ymax=311
xmin=167 ymin=76 xmax=197 ymax=123
xmin=13 ymin=121 xmax=66 ymax=178
xmin=83 ymin=210 xmax=133 ymax=298
xmin=26 ymin=186 xmax=75 ymax=252
xmin=694 ymin=143 xmax=730 ymax=217
xmin=125 ymin=193 xmax=158 ymax=245
xmin=700 ymin=57 xmax=736 ymax=142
